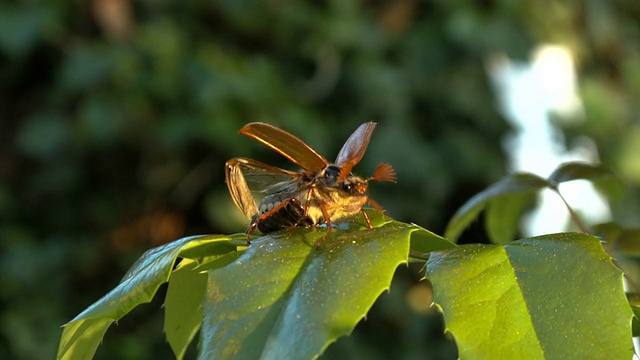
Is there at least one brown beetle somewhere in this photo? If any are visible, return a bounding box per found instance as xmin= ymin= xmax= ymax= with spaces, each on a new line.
xmin=225 ymin=122 xmax=396 ymax=248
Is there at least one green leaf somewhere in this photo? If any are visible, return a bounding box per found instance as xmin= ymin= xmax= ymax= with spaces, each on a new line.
xmin=57 ymin=234 xmax=238 ymax=360
xmin=628 ymin=293 xmax=640 ymax=337
xmin=56 ymin=318 xmax=112 ymax=360
xmin=548 ymin=162 xmax=614 ymax=184
xmin=594 ymin=222 xmax=640 ymax=294
xmin=409 ymin=224 xmax=457 ymax=260
xmin=198 ymin=216 xmax=415 ymax=359
xmin=164 ymin=259 xmax=206 ymax=360
xmin=594 ymin=222 xmax=640 ymax=257
xmin=426 ymin=233 xmax=633 ymax=359
xmin=445 ymin=173 xmax=549 ymax=242
xmin=592 ymin=221 xmax=623 ymax=243
xmin=165 ymin=252 xmax=242 ymax=359
xmin=548 ymin=162 xmax=624 ymax=200
xmin=485 ymin=192 xmax=536 ymax=244
xmin=58 ymin=211 xmax=434 ymax=359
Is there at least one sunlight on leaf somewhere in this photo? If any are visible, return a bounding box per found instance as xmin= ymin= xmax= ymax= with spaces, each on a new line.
xmin=409 ymin=224 xmax=457 ymax=260
xmin=56 ymin=318 xmax=112 ymax=360
xmin=57 ymin=211 xmax=444 ymax=360
xmin=426 ymin=233 xmax=633 ymax=359
xmin=198 ymin=212 xmax=420 ymax=359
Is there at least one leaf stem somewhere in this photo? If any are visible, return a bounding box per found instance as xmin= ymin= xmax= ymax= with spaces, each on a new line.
xmin=552 ymin=187 xmax=589 ymax=233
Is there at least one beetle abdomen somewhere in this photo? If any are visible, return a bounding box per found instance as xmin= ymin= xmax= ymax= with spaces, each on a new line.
xmin=255 ymin=192 xmax=313 ymax=233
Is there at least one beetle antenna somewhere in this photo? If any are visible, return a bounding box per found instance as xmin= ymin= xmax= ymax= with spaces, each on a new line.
xmin=369 ymin=163 xmax=396 ymax=183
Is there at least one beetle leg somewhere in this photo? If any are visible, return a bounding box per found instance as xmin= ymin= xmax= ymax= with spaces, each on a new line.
xmin=360 ymin=207 xmax=373 ymax=229
xmin=302 ymin=186 xmax=314 ymax=214
xmin=245 ymin=221 xmax=258 ymax=245
xmin=367 ymin=199 xmax=385 ymax=212
xmin=315 ymin=203 xmax=333 ymax=250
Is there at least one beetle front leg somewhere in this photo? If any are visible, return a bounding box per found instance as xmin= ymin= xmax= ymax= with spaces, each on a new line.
xmin=360 ymin=207 xmax=373 ymax=229
xmin=315 ymin=203 xmax=333 ymax=250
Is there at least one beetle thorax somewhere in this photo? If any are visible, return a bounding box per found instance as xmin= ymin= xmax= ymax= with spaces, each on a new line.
xmin=308 ymin=167 xmax=369 ymax=223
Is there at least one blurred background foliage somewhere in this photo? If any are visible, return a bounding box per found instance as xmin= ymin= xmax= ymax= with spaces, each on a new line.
xmin=1 ymin=0 xmax=639 ymax=359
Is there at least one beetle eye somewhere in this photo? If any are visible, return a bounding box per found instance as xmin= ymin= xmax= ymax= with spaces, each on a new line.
xmin=325 ymin=165 xmax=340 ymax=181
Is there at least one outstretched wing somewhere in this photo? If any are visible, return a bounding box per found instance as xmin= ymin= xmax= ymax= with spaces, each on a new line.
xmin=239 ymin=122 xmax=328 ymax=172
xmin=334 ymin=122 xmax=377 ymax=181
xmin=225 ymin=157 xmax=300 ymax=218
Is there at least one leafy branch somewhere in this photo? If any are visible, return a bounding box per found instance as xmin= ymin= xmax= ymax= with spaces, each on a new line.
xmin=445 ymin=162 xmax=623 ymax=243
xmin=57 ymin=162 xmax=635 ymax=360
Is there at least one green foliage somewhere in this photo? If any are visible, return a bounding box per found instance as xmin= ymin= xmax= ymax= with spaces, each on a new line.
xmin=57 ymin=235 xmax=240 ymax=360
xmin=58 ymin=212 xmax=454 ymax=359
xmin=427 ymin=233 xmax=632 ymax=359
xmin=445 ymin=173 xmax=547 ymax=244
xmin=198 ymin=222 xmax=410 ymax=359
xmin=445 ymin=163 xmax=623 ymax=244
xmin=4 ymin=1 xmax=640 ymax=359
xmin=58 ymin=162 xmax=637 ymax=359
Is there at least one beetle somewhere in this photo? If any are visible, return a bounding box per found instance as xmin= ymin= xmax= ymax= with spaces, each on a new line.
xmin=225 ymin=122 xmax=396 ymax=248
